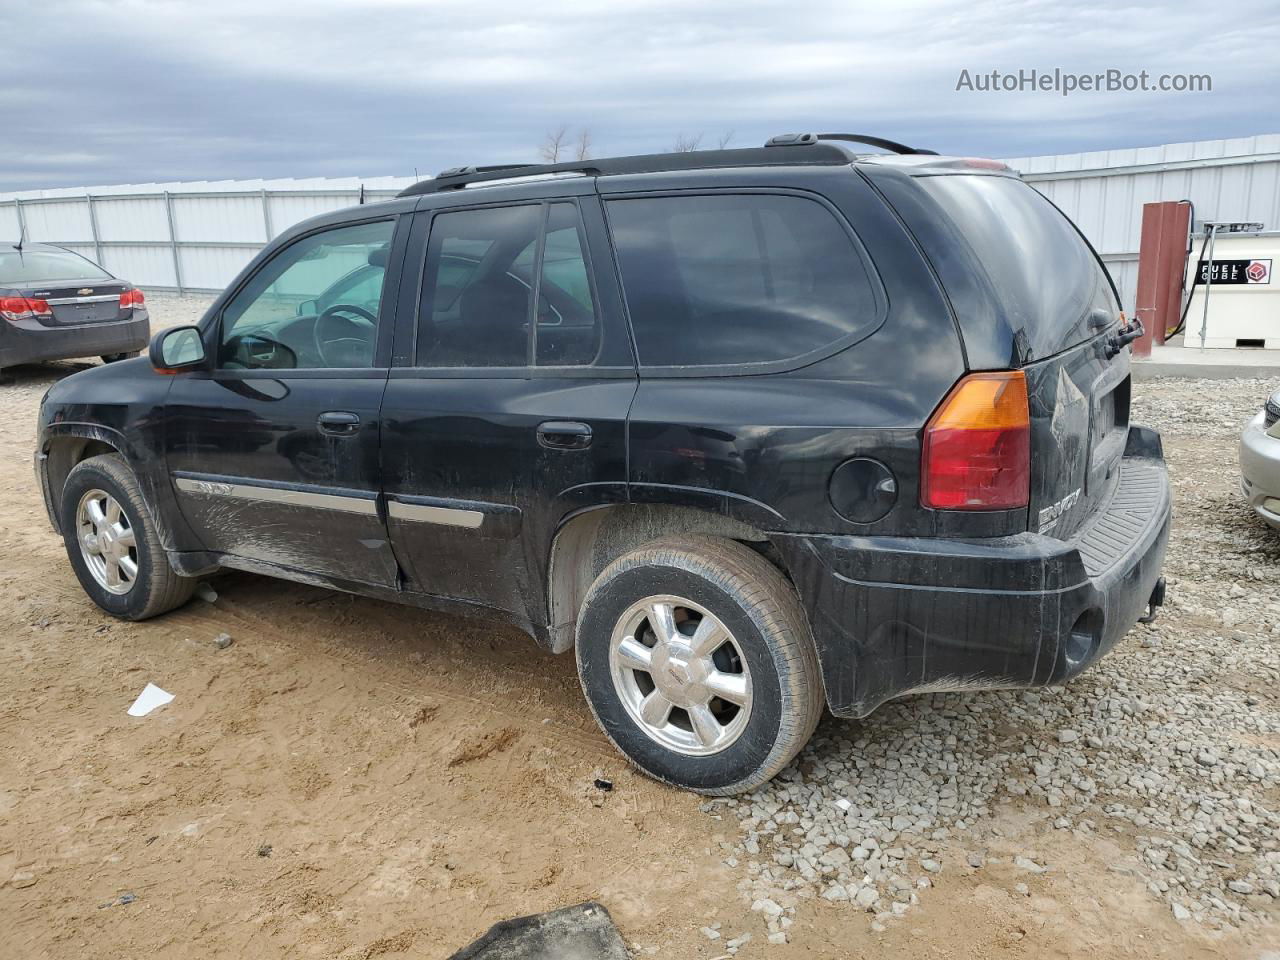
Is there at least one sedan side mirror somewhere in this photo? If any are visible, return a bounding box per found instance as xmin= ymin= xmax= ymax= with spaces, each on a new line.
xmin=150 ymin=325 xmax=207 ymax=373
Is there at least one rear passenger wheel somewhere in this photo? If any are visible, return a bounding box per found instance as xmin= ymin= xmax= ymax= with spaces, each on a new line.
xmin=60 ymin=454 xmax=195 ymax=620
xmin=100 ymin=352 xmax=137 ymax=364
xmin=576 ymin=536 xmax=823 ymax=795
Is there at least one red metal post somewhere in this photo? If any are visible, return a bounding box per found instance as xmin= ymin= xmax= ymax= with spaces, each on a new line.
xmin=1133 ymin=201 xmax=1191 ymax=357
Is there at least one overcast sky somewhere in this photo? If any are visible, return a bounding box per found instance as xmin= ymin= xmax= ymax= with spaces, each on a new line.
xmin=3 ymin=0 xmax=1277 ymax=191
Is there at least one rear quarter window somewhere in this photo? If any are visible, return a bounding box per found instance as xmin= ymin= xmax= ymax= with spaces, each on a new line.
xmin=917 ymin=175 xmax=1118 ymax=357
xmin=605 ymin=193 xmax=880 ymax=368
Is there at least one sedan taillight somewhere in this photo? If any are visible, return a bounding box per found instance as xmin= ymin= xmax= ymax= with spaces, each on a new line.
xmin=119 ymin=288 xmax=146 ymax=309
xmin=0 ymin=296 xmax=53 ymax=324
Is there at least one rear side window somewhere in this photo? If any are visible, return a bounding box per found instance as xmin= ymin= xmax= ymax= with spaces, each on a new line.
xmin=917 ymin=175 xmax=1118 ymax=357
xmin=606 ymin=194 xmax=879 ymax=368
xmin=417 ymin=202 xmax=600 ymax=367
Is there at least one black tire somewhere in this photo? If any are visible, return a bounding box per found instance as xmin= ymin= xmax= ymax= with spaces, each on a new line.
xmin=100 ymin=352 xmax=137 ymax=364
xmin=60 ymin=453 xmax=195 ymax=620
xmin=575 ymin=536 xmax=823 ymax=795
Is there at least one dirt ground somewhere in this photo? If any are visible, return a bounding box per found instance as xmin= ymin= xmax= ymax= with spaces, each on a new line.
xmin=1 ymin=313 xmax=1276 ymax=958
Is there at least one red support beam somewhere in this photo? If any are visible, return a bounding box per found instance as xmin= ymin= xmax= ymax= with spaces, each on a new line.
xmin=1133 ymin=201 xmax=1191 ymax=357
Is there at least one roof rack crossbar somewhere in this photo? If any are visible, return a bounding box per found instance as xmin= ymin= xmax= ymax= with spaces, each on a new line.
xmin=765 ymin=132 xmax=938 ymax=156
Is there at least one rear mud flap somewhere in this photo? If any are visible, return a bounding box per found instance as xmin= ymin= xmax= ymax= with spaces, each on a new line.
xmin=448 ymin=902 xmax=628 ymax=960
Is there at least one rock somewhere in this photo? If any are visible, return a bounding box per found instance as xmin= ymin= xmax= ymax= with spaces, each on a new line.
xmin=854 ymin=885 xmax=879 ymax=909
xmin=1057 ymin=729 xmax=1080 ymax=744
xmin=700 ymin=927 xmax=720 ymax=940
xmin=1227 ymin=880 xmax=1254 ymax=895
xmin=967 ymin=852 xmax=985 ymax=869
xmin=821 ymin=883 xmax=849 ymax=902
xmin=1172 ymin=902 xmax=1191 ymax=921
xmin=920 ymin=859 xmax=941 ymax=874
xmin=1014 ymin=856 xmax=1047 ymax=874
xmin=1014 ymin=883 xmax=1029 ymax=896
xmin=768 ymin=931 xmax=788 ymax=944
xmin=212 ymin=632 xmax=233 ymax=650
xmin=10 ymin=871 xmax=35 ymax=889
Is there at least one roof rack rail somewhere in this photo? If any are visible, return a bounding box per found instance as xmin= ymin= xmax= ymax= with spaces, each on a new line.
xmin=765 ymin=132 xmax=938 ymax=155
xmin=395 ymin=143 xmax=854 ymax=198
xmin=436 ymin=163 xmax=537 ymax=179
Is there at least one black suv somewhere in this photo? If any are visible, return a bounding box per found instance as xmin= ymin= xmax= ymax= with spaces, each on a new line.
xmin=36 ymin=134 xmax=1170 ymax=794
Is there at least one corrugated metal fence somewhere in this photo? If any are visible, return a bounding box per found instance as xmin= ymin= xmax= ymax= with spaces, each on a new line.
xmin=3 ymin=134 xmax=1279 ymax=304
xmin=0 ymin=177 xmax=416 ymax=293
xmin=1007 ymin=134 xmax=1280 ymax=312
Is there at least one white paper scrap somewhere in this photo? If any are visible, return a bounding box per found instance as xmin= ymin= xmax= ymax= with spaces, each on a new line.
xmin=127 ymin=683 xmax=174 ymax=717
xmin=835 ymin=798 xmax=852 ymax=812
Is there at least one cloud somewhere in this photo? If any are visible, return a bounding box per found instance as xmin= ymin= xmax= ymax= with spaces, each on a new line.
xmin=2 ymin=0 xmax=1277 ymax=190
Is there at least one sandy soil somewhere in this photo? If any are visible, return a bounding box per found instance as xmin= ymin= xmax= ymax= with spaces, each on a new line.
xmin=0 ymin=301 xmax=1275 ymax=958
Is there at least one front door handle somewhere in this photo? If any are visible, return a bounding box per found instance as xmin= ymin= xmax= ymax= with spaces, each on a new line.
xmin=317 ymin=411 xmax=361 ymax=437
xmin=537 ymin=420 xmax=592 ymax=450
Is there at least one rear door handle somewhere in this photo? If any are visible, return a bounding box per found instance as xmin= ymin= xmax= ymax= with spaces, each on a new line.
xmin=317 ymin=411 xmax=361 ymax=437
xmin=537 ymin=420 xmax=592 ymax=450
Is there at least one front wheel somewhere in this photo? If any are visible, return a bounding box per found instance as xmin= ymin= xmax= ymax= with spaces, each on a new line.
xmin=60 ymin=454 xmax=195 ymax=620
xmin=100 ymin=352 xmax=139 ymax=364
xmin=576 ymin=536 xmax=823 ymax=795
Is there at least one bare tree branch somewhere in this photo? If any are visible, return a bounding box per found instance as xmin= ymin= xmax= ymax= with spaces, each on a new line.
xmin=670 ymin=132 xmax=703 ymax=153
xmin=717 ymin=130 xmax=735 ymax=149
xmin=539 ymin=125 xmax=569 ymax=164
xmin=574 ymin=128 xmax=592 ymax=161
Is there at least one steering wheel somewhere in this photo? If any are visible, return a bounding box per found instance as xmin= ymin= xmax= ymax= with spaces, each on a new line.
xmin=313 ymin=303 xmax=377 ymax=367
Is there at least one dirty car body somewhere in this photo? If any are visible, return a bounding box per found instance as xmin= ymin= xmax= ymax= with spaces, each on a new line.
xmin=1 ymin=242 xmax=150 ymax=369
xmin=35 ymin=135 xmax=1171 ymax=792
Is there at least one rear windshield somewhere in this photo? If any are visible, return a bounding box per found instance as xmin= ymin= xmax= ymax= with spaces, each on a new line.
xmin=0 ymin=248 xmax=112 ymax=285
xmin=918 ymin=175 xmax=1118 ymax=356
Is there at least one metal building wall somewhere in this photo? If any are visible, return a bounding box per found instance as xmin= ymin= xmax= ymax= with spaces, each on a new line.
xmin=1004 ymin=134 xmax=1280 ymax=313
xmin=0 ymin=177 xmax=416 ymax=293
xmin=4 ymin=135 xmax=1279 ymax=302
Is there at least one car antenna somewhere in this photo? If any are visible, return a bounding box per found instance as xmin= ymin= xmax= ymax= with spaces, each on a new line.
xmin=14 ymin=217 xmax=25 ymax=252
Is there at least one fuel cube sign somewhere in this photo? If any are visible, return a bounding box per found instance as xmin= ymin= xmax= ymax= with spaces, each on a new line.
xmin=1197 ymin=258 xmax=1272 ymax=284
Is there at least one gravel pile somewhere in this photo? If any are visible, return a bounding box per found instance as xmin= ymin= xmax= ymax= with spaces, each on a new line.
xmin=714 ymin=376 xmax=1280 ymax=943
xmin=143 ymin=292 xmax=214 ymax=332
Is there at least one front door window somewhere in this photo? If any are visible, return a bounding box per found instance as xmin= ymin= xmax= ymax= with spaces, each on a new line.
xmin=218 ymin=219 xmax=395 ymax=370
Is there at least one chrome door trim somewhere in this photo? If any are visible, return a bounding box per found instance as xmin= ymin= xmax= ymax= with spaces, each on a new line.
xmin=173 ymin=475 xmax=378 ymax=515
xmin=386 ymin=500 xmax=484 ymax=528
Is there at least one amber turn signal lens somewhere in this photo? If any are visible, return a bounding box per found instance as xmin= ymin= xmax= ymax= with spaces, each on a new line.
xmin=921 ymin=371 xmax=1030 ymax=511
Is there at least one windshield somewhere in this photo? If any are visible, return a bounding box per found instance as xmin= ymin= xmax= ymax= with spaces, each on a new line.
xmin=918 ymin=175 xmax=1118 ymax=357
xmin=0 ymin=248 xmax=112 ymax=285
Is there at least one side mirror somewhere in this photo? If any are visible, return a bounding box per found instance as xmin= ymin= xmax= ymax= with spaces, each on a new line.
xmin=150 ymin=325 xmax=206 ymax=373
xmin=296 ymin=298 xmax=318 ymax=317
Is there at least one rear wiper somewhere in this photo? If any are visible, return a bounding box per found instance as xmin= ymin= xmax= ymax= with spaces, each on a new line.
xmin=1105 ymin=317 xmax=1144 ymax=359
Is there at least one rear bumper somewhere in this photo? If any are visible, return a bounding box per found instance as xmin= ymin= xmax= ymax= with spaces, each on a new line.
xmin=0 ymin=315 xmax=150 ymax=367
xmin=1240 ymin=411 xmax=1280 ymax=530
xmin=775 ymin=425 xmax=1172 ymax=718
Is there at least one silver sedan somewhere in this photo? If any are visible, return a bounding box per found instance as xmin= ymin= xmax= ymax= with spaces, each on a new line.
xmin=1241 ymin=388 xmax=1280 ymax=531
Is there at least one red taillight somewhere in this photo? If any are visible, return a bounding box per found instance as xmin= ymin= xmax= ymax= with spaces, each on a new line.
xmin=119 ymin=288 xmax=145 ymax=308
xmin=921 ymin=371 xmax=1030 ymax=511
xmin=0 ymin=296 xmax=53 ymax=323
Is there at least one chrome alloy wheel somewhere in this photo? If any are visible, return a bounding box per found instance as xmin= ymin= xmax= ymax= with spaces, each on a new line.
xmin=76 ymin=488 xmax=139 ymax=595
xmin=608 ymin=595 xmax=752 ymax=756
